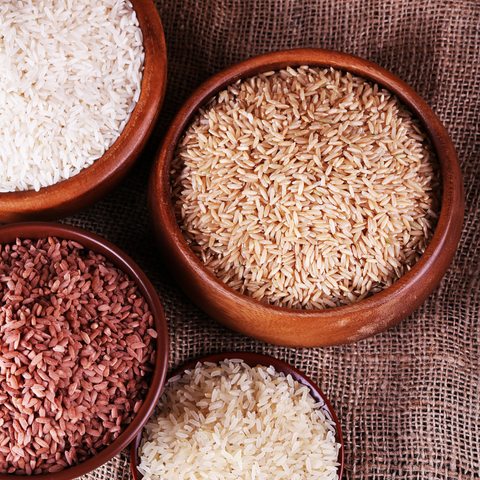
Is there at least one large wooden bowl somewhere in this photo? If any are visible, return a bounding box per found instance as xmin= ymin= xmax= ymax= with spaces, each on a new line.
xmin=0 ymin=222 xmax=169 ymax=479
xmin=149 ymin=49 xmax=464 ymax=348
xmin=0 ymin=0 xmax=167 ymax=223
xmin=130 ymin=352 xmax=344 ymax=480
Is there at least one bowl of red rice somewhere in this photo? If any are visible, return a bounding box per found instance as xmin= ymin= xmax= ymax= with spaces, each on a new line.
xmin=148 ymin=48 xmax=464 ymax=347
xmin=0 ymin=222 xmax=169 ymax=478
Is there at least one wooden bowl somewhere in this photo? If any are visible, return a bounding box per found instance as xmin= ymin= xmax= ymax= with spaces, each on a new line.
xmin=0 ymin=0 xmax=167 ymax=223
xmin=148 ymin=48 xmax=464 ymax=347
xmin=130 ymin=352 xmax=344 ymax=480
xmin=0 ymin=222 xmax=169 ymax=479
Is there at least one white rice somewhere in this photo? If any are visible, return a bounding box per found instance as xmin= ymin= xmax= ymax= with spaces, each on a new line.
xmin=0 ymin=0 xmax=145 ymax=192
xmin=138 ymin=359 xmax=341 ymax=480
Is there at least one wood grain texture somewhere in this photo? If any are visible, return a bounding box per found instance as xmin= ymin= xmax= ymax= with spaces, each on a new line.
xmin=148 ymin=49 xmax=465 ymax=348
xmin=130 ymin=351 xmax=344 ymax=480
xmin=0 ymin=0 xmax=167 ymax=223
xmin=0 ymin=222 xmax=169 ymax=480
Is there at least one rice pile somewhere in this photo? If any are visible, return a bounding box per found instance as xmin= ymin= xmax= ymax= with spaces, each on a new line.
xmin=0 ymin=237 xmax=157 ymax=474
xmin=138 ymin=359 xmax=340 ymax=480
xmin=171 ymin=66 xmax=441 ymax=309
xmin=0 ymin=0 xmax=144 ymax=192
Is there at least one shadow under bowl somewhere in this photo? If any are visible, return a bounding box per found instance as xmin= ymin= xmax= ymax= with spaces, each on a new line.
xmin=130 ymin=351 xmax=344 ymax=480
xmin=0 ymin=222 xmax=169 ymax=479
xmin=0 ymin=0 xmax=167 ymax=223
xmin=149 ymin=48 xmax=464 ymax=347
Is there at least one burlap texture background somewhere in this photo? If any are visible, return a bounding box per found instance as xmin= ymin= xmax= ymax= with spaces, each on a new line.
xmin=72 ymin=0 xmax=480 ymax=478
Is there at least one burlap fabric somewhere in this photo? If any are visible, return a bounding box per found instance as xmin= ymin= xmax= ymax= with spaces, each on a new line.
xmin=72 ymin=0 xmax=480 ymax=478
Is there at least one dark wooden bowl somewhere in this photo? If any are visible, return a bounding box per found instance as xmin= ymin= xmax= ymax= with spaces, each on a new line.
xmin=149 ymin=48 xmax=464 ymax=347
xmin=0 ymin=222 xmax=169 ymax=479
xmin=0 ymin=0 xmax=167 ymax=223
xmin=130 ymin=352 xmax=344 ymax=480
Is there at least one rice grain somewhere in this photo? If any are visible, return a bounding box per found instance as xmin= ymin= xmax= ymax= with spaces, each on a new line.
xmin=0 ymin=0 xmax=145 ymax=192
xmin=0 ymin=237 xmax=157 ymax=474
xmin=138 ymin=360 xmax=341 ymax=480
xmin=171 ymin=67 xmax=440 ymax=309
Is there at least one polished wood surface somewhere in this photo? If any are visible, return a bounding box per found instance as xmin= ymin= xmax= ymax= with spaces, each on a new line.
xmin=0 ymin=222 xmax=169 ymax=479
xmin=130 ymin=352 xmax=344 ymax=480
xmin=149 ymin=49 xmax=465 ymax=348
xmin=0 ymin=0 xmax=167 ymax=223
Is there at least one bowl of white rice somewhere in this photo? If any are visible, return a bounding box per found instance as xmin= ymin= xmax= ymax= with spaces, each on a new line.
xmin=131 ymin=352 xmax=344 ymax=480
xmin=148 ymin=48 xmax=464 ymax=347
xmin=0 ymin=0 xmax=167 ymax=222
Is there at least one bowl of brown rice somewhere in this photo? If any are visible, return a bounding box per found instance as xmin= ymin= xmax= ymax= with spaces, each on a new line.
xmin=149 ymin=48 xmax=464 ymax=347
xmin=131 ymin=352 xmax=344 ymax=480
xmin=0 ymin=0 xmax=167 ymax=223
xmin=0 ymin=222 xmax=169 ymax=478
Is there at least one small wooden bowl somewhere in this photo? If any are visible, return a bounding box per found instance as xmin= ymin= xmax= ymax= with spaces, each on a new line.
xmin=130 ymin=352 xmax=344 ymax=480
xmin=0 ymin=0 xmax=167 ymax=223
xmin=0 ymin=222 xmax=169 ymax=479
xmin=149 ymin=48 xmax=464 ymax=347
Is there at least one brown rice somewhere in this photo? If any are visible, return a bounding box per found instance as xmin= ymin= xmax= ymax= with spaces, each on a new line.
xmin=171 ymin=66 xmax=440 ymax=309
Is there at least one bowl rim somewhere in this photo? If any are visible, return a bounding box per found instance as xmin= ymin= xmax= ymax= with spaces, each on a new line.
xmin=0 ymin=0 xmax=167 ymax=223
xmin=149 ymin=48 xmax=464 ymax=346
xmin=0 ymin=222 xmax=169 ymax=479
xmin=130 ymin=351 xmax=344 ymax=480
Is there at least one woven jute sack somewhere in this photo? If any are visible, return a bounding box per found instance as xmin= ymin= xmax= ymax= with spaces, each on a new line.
xmin=75 ymin=0 xmax=479 ymax=478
